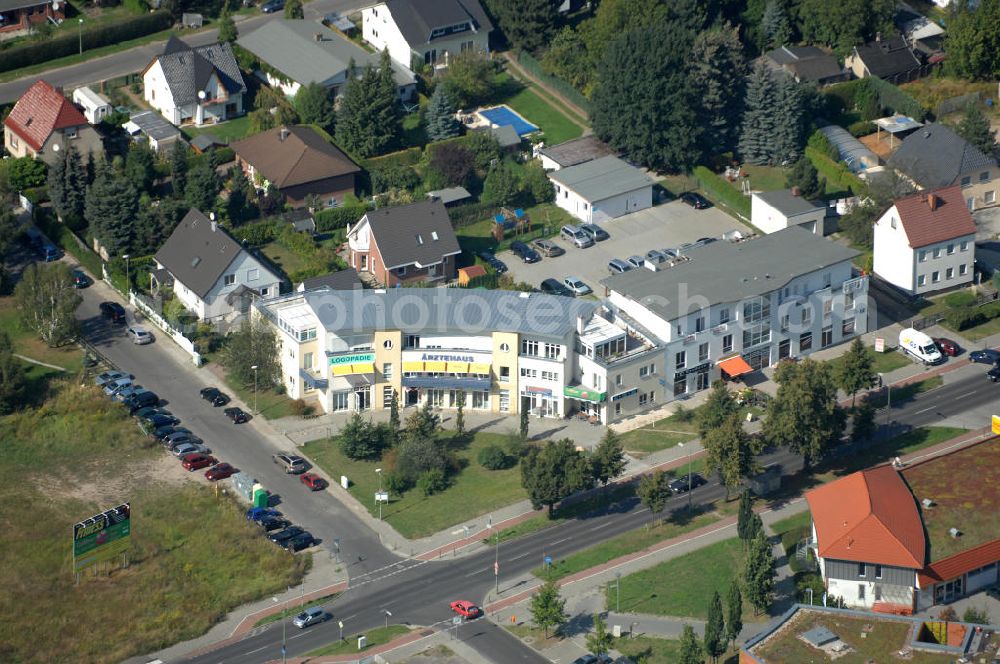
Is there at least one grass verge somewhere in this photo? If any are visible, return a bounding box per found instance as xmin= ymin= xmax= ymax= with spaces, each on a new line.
xmin=616 ymin=410 xmax=698 ymax=457
xmin=824 ymin=347 xmax=910 ymax=377
xmin=614 ymin=635 xmax=739 ymax=664
xmin=304 ymin=625 xmax=410 ymax=656
xmin=254 ymin=593 xmax=340 ymax=628
xmin=502 ymin=85 xmax=583 ymax=144
xmin=0 ymin=296 xmax=83 ymax=374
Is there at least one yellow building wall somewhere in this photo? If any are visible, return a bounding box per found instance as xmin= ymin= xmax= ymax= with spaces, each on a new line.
xmin=373 ymin=330 xmax=402 ymax=409
xmin=491 ymin=332 xmax=519 ymax=414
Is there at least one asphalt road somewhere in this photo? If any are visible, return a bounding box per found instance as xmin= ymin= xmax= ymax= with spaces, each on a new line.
xmin=882 ymin=364 xmax=998 ymax=429
xmin=0 ymin=0 xmax=365 ymax=104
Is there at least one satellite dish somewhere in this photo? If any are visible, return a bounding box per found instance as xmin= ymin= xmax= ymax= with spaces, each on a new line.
xmin=198 ymin=90 xmax=206 ymax=100
xmin=52 ymin=144 xmax=60 ymax=152
xmin=52 ymin=0 xmax=59 ymax=9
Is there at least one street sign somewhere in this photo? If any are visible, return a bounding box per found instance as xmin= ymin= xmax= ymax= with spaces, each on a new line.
xmin=338 ymin=620 xmax=344 ymax=629
xmin=875 ymin=337 xmax=885 ymax=353
xmin=358 ymin=635 xmax=367 ymax=650
xmin=341 ymin=475 xmax=349 ymax=489
xmin=992 ymin=414 xmax=1000 ymax=435
xmin=452 ymin=616 xmax=462 ymax=625
xmin=544 ymin=555 xmax=552 ymax=566
xmin=375 ymin=491 xmax=389 ymax=503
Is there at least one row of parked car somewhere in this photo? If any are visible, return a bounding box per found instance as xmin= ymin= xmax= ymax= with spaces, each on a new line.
xmin=245 ymin=506 xmax=317 ymax=552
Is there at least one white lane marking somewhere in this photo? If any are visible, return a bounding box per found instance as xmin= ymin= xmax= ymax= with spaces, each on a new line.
xmin=509 ymin=552 xmax=531 ymax=561
xmin=914 ymin=406 xmax=934 ymax=414
xmin=589 ymin=521 xmax=615 ymax=531
xmin=548 ymin=537 xmax=570 ymax=546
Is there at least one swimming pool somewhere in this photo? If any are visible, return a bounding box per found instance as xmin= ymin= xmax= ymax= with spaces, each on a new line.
xmin=478 ymin=105 xmax=539 ymax=136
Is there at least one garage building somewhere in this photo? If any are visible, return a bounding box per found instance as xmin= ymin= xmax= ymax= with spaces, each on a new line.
xmin=548 ymin=155 xmax=655 ymax=223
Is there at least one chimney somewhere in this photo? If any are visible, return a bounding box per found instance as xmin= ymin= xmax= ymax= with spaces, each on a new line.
xmin=791 ymin=186 xmax=801 ymax=197
xmin=279 ymin=127 xmax=289 ymax=142
xmin=927 ymin=193 xmax=938 ymax=211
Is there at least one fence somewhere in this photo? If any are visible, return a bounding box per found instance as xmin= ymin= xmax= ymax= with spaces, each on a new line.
xmin=515 ymin=51 xmax=592 ymax=117
xmin=129 ymin=291 xmax=203 ymax=366
xmin=692 ymin=166 xmax=751 ymax=221
xmin=936 ymin=92 xmax=980 ymax=118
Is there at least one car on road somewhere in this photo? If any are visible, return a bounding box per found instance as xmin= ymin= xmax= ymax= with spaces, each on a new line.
xmin=970 ymin=349 xmax=1000 ymax=365
xmin=224 ymin=407 xmax=249 ymax=423
xmin=301 ymin=473 xmax=327 ymax=491
xmin=268 ymin=525 xmax=305 ymax=542
xmin=934 ymin=338 xmax=961 ymax=357
xmin=668 ymin=473 xmax=707 ymax=494
xmin=127 ymin=326 xmax=154 ymax=345
xmin=510 ymin=241 xmax=541 ymax=264
xmin=205 ymin=463 xmax=237 ymax=481
xmin=450 ymin=600 xmax=482 ymax=619
xmin=607 ymin=258 xmax=632 ymax=275
xmin=94 ymin=370 xmax=129 ymax=387
xmin=680 ymin=192 xmax=711 ymax=209
xmin=181 ymin=453 xmax=217 ymax=471
xmin=696 ymin=237 xmax=717 ymax=244
xmin=99 ymin=301 xmax=127 ymax=323
xmin=199 ymin=387 xmax=230 ymax=407
xmin=540 ymin=278 xmax=573 ymax=297
xmin=571 ymin=655 xmax=612 ymax=664
xmin=579 ymin=223 xmax=609 ymax=242
xmin=988 ymin=366 xmax=1000 ymax=382
xmin=72 ymin=270 xmax=90 ymax=288
xmin=273 ymin=453 xmax=308 ymax=474
xmin=246 ymin=507 xmax=281 ymax=522
xmin=283 ymin=532 xmax=316 ymax=552
xmin=532 ymin=239 xmax=565 ymax=257
xmin=563 ymin=277 xmax=591 ymax=296
xmin=172 ymin=442 xmax=211 ymax=457
xmin=626 ymin=255 xmax=645 ymax=269
xmin=292 ymin=607 xmax=328 ymax=629
xmin=260 ymin=0 xmax=283 ymax=11
xmin=143 ymin=412 xmax=180 ymax=428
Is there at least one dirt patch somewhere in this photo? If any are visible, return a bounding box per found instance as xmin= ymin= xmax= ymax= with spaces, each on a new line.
xmin=59 ymin=452 xmax=192 ymax=507
xmin=398 ymin=644 xmax=471 ymax=664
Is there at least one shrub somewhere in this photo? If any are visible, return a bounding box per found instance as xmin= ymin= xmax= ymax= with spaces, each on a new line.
xmin=314 ymin=205 xmax=368 ymax=232
xmin=945 ymin=307 xmax=986 ymax=331
xmin=232 ymin=218 xmax=279 ymax=246
xmin=370 ymin=165 xmax=421 ymax=194
xmin=505 ymin=435 xmax=527 ymax=459
xmin=289 ymin=399 xmax=313 ymax=417
xmin=396 ymin=437 xmax=448 ymax=481
xmin=944 ymin=291 xmax=976 ymax=308
xmin=477 ymin=444 xmax=511 ymax=470
xmin=692 ymin=166 xmax=750 ymax=219
xmin=383 ymin=471 xmax=411 ymax=493
xmin=847 ymin=120 xmax=872 ymax=137
xmin=417 ymin=468 xmax=448 ymax=496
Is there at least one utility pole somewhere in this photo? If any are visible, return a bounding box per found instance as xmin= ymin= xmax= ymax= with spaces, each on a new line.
xmin=375 ymin=468 xmax=383 ymax=520
xmin=78 ymin=18 xmax=83 ymax=55
xmin=251 ymin=365 xmax=259 ymax=415
xmin=494 ymin=528 xmax=500 ymax=594
xmin=122 ymin=254 xmax=130 ymax=297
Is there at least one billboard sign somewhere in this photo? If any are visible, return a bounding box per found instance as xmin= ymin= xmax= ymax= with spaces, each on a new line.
xmin=73 ymin=503 xmax=131 ymax=572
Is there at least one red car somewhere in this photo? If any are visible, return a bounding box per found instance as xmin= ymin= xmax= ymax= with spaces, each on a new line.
xmin=450 ymin=600 xmax=482 ymax=619
xmin=934 ymin=338 xmax=960 ymax=357
xmin=182 ymin=453 xmax=217 ymax=471
xmin=205 ymin=462 xmax=237 ymax=481
xmin=300 ymin=473 xmax=327 ymax=491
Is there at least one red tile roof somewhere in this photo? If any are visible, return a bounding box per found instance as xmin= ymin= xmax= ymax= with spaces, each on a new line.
xmin=806 ymin=465 xmax=925 ymax=569
xmin=918 ymin=538 xmax=1000 ymax=586
xmin=892 ymin=185 xmax=976 ymax=249
xmin=3 ymin=80 xmax=88 ymax=152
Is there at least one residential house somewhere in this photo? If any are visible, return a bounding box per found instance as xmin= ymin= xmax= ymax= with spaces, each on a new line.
xmin=153 ymin=208 xmax=282 ymax=321
xmin=0 ymin=0 xmax=64 ymax=35
xmin=887 ymin=123 xmax=997 ymax=210
xmin=873 ymin=187 xmax=976 ymax=295
xmin=361 ymin=0 xmax=491 ymax=70
xmin=231 ymin=125 xmax=361 ymax=209
xmin=761 ymin=46 xmax=848 ymax=86
xmin=237 ymin=19 xmax=416 ymax=100
xmin=844 ymin=34 xmax=922 ymax=83
xmin=549 ymin=155 xmax=656 ymax=223
xmin=537 ymin=135 xmax=616 ymax=171
xmin=72 ymin=86 xmax=112 ymax=125
xmin=896 ymin=6 xmax=946 ymax=66
xmin=123 ymin=111 xmax=184 ymax=153
xmin=346 ymin=199 xmax=460 ymax=286
xmin=3 ymin=80 xmax=103 ymax=165
xmin=142 ymin=36 xmax=246 ymax=127
xmin=751 ymin=189 xmax=828 ymax=235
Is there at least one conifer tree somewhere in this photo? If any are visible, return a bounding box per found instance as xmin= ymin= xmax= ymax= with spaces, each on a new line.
xmin=425 ymin=84 xmax=461 ymax=141
xmin=704 ymin=590 xmax=726 ymax=663
xmin=739 ymin=62 xmax=777 ymax=164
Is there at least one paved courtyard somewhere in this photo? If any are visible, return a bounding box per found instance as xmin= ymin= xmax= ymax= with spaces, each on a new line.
xmin=498 ymin=201 xmax=752 ymax=294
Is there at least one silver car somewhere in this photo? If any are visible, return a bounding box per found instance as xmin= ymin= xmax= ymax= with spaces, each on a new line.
xmin=94 ymin=370 xmax=128 ymax=387
xmin=172 ymin=442 xmax=210 ymax=457
xmin=102 ymin=378 xmax=133 ymax=396
xmin=563 ymin=277 xmax=592 ymax=296
xmin=626 ymin=255 xmax=645 ymax=269
xmin=292 ymin=606 xmax=328 ymax=629
xmin=608 ymin=259 xmax=632 ymax=275
xmin=127 ymin=326 xmax=154 ymax=345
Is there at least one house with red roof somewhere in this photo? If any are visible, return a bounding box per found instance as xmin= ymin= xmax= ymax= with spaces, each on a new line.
xmin=3 ymin=80 xmax=103 ymax=165
xmin=872 ymin=186 xmax=976 ymax=295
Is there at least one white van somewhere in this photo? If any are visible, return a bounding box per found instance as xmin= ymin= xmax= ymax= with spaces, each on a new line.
xmin=898 ymin=327 xmax=943 ymax=365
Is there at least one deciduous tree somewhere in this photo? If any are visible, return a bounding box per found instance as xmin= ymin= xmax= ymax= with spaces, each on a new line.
xmin=678 ymin=624 xmax=703 ymax=664
xmin=483 ymin=161 xmax=520 ymax=207
xmin=530 ymin=577 xmax=568 ymax=638
xmin=836 ymin=337 xmax=877 ymax=405
xmin=7 ymin=157 xmax=46 ymax=191
xmin=283 ymin=0 xmax=302 ymax=19
xmin=697 ymin=380 xmax=738 ymax=439
xmin=426 ymin=142 xmax=475 ymax=189
xmin=220 ymin=317 xmax=280 ymax=389
xmin=520 ymin=438 xmax=595 ymax=516
xmin=592 ymin=428 xmax=626 ymax=486
xmin=763 ymin=358 xmax=843 ymax=467
xmin=704 ymin=590 xmax=726 ymax=663
xmin=703 ymin=412 xmax=759 ymax=499
xmin=14 ymin=263 xmax=81 ymax=347
xmin=439 ymin=52 xmax=497 ymax=108
xmin=943 ymin=0 xmax=1000 ymax=81
xmin=637 ymin=470 xmax=671 ymax=516
xmin=484 ymin=0 xmax=558 ymax=53
xmin=851 ymin=398 xmax=877 ymax=441
xmin=0 ymin=331 xmax=26 ymax=414
xmin=796 ymin=0 xmax=896 ymax=53
xmin=586 ymin=613 xmax=613 ymax=656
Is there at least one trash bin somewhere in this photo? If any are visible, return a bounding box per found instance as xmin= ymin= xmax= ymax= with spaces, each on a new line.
xmin=253 ymin=488 xmax=269 ymax=508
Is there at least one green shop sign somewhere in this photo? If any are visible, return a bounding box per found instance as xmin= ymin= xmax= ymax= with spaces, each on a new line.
xmin=563 ymin=386 xmax=607 ymax=402
xmin=329 ymin=352 xmax=376 ymax=366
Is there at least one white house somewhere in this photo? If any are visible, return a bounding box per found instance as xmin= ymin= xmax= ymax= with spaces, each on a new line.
xmin=153 ymin=209 xmax=282 ymax=322
xmin=72 ymin=86 xmax=112 ymax=125
xmin=873 ymin=186 xmax=976 ymax=296
xmin=751 ymin=189 xmax=827 ymax=235
xmin=548 ymin=155 xmax=655 ymax=223
xmin=142 ymin=36 xmax=246 ymax=127
xmin=362 ymin=0 xmax=491 ymax=70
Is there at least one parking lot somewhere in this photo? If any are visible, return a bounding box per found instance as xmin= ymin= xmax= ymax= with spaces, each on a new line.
xmin=498 ymin=201 xmax=752 ymax=294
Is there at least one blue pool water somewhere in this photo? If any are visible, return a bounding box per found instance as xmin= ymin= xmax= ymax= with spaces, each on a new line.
xmin=478 ymin=105 xmax=539 ymax=136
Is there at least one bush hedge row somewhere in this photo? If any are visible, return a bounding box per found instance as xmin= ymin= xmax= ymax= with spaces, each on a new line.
xmin=314 ymin=205 xmax=368 ymax=232
xmin=692 ymin=166 xmax=750 ymax=220
xmin=947 ymin=300 xmax=1000 ymax=331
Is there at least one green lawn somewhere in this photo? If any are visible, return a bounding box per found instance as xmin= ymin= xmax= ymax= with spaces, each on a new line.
xmin=734 ymin=165 xmax=789 ymax=192
xmin=221 ymin=374 xmax=298 ymax=420
xmin=817 ymin=425 xmax=966 ymax=484
xmin=183 ymin=115 xmax=254 ymax=143
xmin=0 ymin=296 xmax=84 ymax=374
xmin=614 ymin=636 xmax=739 ymax=664
xmin=823 ymin=344 xmax=910 ymax=378
xmin=303 ymin=431 xmax=528 ymax=539
xmin=259 ymin=242 xmax=314 ymax=282
xmin=502 ymin=85 xmax=583 ymax=144
xmin=456 ymin=202 xmax=573 ymax=259
xmin=534 ymin=508 xmax=722 ymax=581
xmin=617 ymin=410 xmax=699 ymax=457
xmin=613 ymin=537 xmax=754 ymax=621
xmin=303 ymin=625 xmax=410 ymax=657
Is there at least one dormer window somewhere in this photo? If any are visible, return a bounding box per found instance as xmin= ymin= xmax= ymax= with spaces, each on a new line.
xmin=65 ymin=127 xmax=77 ymax=139
xmin=415 ymin=234 xmax=423 ymax=245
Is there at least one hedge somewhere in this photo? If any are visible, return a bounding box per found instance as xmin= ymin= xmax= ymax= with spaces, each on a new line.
xmin=231 ymin=218 xmax=279 ymax=247
xmin=362 ymin=147 xmax=423 ymax=171
xmin=0 ymin=11 xmax=174 ymax=74
xmin=314 ymin=205 xmax=367 ymax=232
xmin=947 ymin=301 xmax=1000 ymax=331
xmin=516 ymin=50 xmax=592 ymax=117
xmin=33 ymin=209 xmax=102 ymax=276
xmin=804 ymin=146 xmax=865 ymax=196
xmin=692 ymin=166 xmax=750 ymax=220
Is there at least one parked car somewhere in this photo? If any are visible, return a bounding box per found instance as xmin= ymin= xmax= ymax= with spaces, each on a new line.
xmin=172 ymin=442 xmax=211 ymax=457
xmin=114 ymin=385 xmax=147 ymax=402
xmin=166 ymin=436 xmax=204 ymax=452
xmin=934 ymin=338 xmax=961 ymax=357
xmin=94 ymin=370 xmax=129 ymax=387
xmin=540 ymin=278 xmax=573 ymax=297
xmin=292 ymin=607 xmax=328 ymax=629
xmin=532 ymin=239 xmax=565 ymax=257
xmin=125 ymin=391 xmax=160 ymax=411
xmin=477 ymin=249 xmax=497 ymax=262
xmin=450 ymin=600 xmax=482 ymax=619
xmin=626 ymin=255 xmax=645 ymax=269
xmin=132 ymin=406 xmax=165 ymax=420
xmin=969 ymin=349 xmax=1000 ymax=365
xmin=696 ymin=237 xmax=717 ymax=244
xmin=283 ymin=533 xmax=316 ymax=552
xmin=645 ymin=249 xmax=671 ymax=265
xmin=988 ymin=366 xmax=1000 ymax=383
xmin=268 ymin=525 xmax=305 ymax=542
xmin=205 ymin=463 xmax=237 ymax=481
xmin=246 ymin=507 xmax=280 ymax=522
xmin=668 ymin=473 xmax=707 ymax=494
xmin=39 ymin=243 xmax=61 ymax=262
xmin=301 ymin=473 xmax=327 ymax=491
xmin=563 ymin=277 xmax=592 ymax=296
xmin=72 ymin=270 xmax=90 ymax=288
xmin=102 ymin=378 xmax=133 ymax=396
xmin=181 ymin=453 xmax=217 ymax=471
xmin=560 ymin=224 xmax=594 ymax=248
xmin=260 ymin=0 xmax=283 ymax=11
xmin=579 ymin=223 xmax=609 ymax=242
xmin=510 ymin=241 xmax=541 ymax=264
xmin=200 ymin=387 xmax=230 ymax=407
xmin=154 ymin=425 xmax=190 ymax=441
xmin=680 ymin=192 xmax=711 ymax=209
xmin=488 ymin=256 xmax=508 ymax=274
xmin=273 ymin=453 xmax=308 ymax=474
xmin=608 ymin=258 xmax=632 ymax=275
xmin=143 ymin=412 xmax=180 ymax=428
xmin=259 ymin=517 xmax=293 ymax=533
xmin=127 ymin=326 xmax=154 ymax=345
xmin=99 ymin=301 xmax=127 ymax=323
xmin=225 ymin=407 xmax=249 ymax=424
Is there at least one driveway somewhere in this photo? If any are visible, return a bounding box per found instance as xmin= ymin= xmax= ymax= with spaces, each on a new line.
xmin=499 ymin=201 xmax=750 ymax=294
xmin=974 ymin=206 xmax=1000 ymax=241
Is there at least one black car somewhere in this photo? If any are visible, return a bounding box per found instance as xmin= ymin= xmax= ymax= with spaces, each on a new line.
xmin=510 ymin=241 xmax=541 ymax=264
xmin=970 ymin=349 xmax=1000 ymax=365
xmin=283 ymin=532 xmax=316 ymax=552
xmin=680 ymin=192 xmax=711 ymax=209
xmin=259 ymin=517 xmax=292 ymax=533
xmin=125 ymin=391 xmax=160 ymax=411
xmin=99 ymin=301 xmax=127 ymax=323
xmin=72 ymin=270 xmax=90 ymax=288
xmin=199 ymin=387 xmax=230 ymax=407
xmin=260 ymin=0 xmax=283 ymax=11
xmin=144 ymin=413 xmax=180 ymax=428
xmin=539 ymin=278 xmax=573 ymax=297
xmin=488 ymin=257 xmax=508 ymax=274
xmin=225 ymin=407 xmax=249 ymax=424
xmin=154 ymin=425 xmax=190 ymax=441
xmin=668 ymin=473 xmax=708 ymax=494
xmin=268 ymin=526 xmax=305 ymax=543
xmin=988 ymin=366 xmax=1000 ymax=382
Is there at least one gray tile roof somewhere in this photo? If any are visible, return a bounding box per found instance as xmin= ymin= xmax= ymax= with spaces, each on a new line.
xmin=303 ymin=287 xmax=596 ymax=339
xmin=427 ymin=186 xmax=471 ymax=205
xmin=755 ymin=189 xmax=825 ymax=217
xmin=297 ymin=268 xmax=362 ymax=291
xmin=887 ymin=123 xmax=997 ymax=189
xmin=490 ymin=123 xmax=522 ymax=148
xmin=547 ymin=155 xmax=655 ymax=202
xmin=153 ymin=36 xmax=246 ymax=107
xmin=601 ymin=226 xmax=859 ymax=323
xmin=851 ymin=35 xmax=920 ymax=79
xmin=154 ymin=208 xmax=243 ymax=299
xmin=384 ymin=0 xmax=492 ymax=48
xmin=357 ymin=199 xmax=461 ymax=270
xmin=237 ymin=19 xmax=415 ymax=88
xmin=538 ymin=135 xmax=616 ymax=168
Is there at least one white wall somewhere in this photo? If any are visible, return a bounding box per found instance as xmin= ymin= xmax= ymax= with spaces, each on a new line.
xmin=362 ymin=4 xmax=412 ymax=69
xmin=167 ymin=250 xmax=281 ymax=321
xmin=552 ymin=182 xmax=652 ymax=223
xmin=419 ymin=335 xmax=493 ymax=351
xmin=144 ymin=60 xmax=180 ymax=125
xmin=873 ymin=205 xmax=916 ymax=293
xmin=751 ymin=194 xmax=825 ymax=235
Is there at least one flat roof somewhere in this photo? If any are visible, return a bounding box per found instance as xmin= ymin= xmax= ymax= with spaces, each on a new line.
xmin=902 ymin=437 xmax=1000 ymax=561
xmin=538 ymin=135 xmax=616 ymax=168
xmin=754 ymin=189 xmax=825 ymax=217
xmin=874 ymin=114 xmax=923 ymax=134
xmin=427 ymin=187 xmax=471 ymax=205
xmin=547 ymin=155 xmax=655 ymax=202
xmin=127 ymin=111 xmax=182 ymax=142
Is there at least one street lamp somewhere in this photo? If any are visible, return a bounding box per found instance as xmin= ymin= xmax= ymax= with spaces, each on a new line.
xmin=271 ymin=594 xmax=287 ymax=664
xmin=383 ymin=609 xmax=392 ymax=630
xmin=122 ymin=254 xmax=130 ymax=297
xmin=678 ymin=442 xmax=693 ymax=510
xmin=78 ymin=18 xmax=83 ymax=55
xmin=375 ymin=468 xmax=383 ymax=521
xmin=494 ymin=527 xmax=500 ymax=595
xmin=251 ymin=365 xmax=259 ymax=415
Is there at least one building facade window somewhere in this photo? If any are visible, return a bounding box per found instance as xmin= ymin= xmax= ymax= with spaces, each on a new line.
xmin=544 ymin=343 xmax=560 ymax=360
xmin=521 ymin=339 xmax=539 ymax=356
xmin=933 ymin=247 xmax=941 ymax=259
xmin=822 ymin=326 xmax=833 ymax=348
xmin=719 ymin=308 xmax=730 ymax=324
xmin=801 ymin=308 xmax=812 ymax=326
xmin=673 ymin=375 xmax=686 ymax=397
xmin=743 ymin=323 xmax=770 ymax=348
xmin=932 ymin=271 xmax=940 ymax=283
xmin=224 ymin=273 xmax=235 ymax=286
xmin=303 ymin=352 xmax=313 ymax=371
xmin=918 ymin=275 xmax=926 ymax=287
xmin=498 ymin=390 xmax=510 ymax=411
xmin=382 ymin=385 xmax=393 ymax=404
xmin=499 ymin=366 xmax=510 ymax=381
xmin=298 ymin=328 xmax=317 ymax=342
xmin=743 ymin=297 xmax=770 ymax=322
xmin=722 ymin=334 xmax=733 ymax=354
xmin=698 ymin=342 xmax=709 ymax=363
xmin=918 ymin=250 xmax=927 ymax=262
xmin=675 ymin=350 xmax=686 ymax=370
xmin=520 ymin=367 xmax=537 ymax=378
xmin=382 ymin=362 xmax=393 ymax=380
xmin=842 ymin=318 xmax=855 ymax=337
xmin=946 ymin=267 xmax=954 ymax=279
xmin=875 ymin=564 xmax=882 ymax=579
xmin=639 ymin=365 xmax=649 ymax=377
xmin=800 ymin=331 xmax=812 ymax=352
xmin=695 ymin=316 xmax=705 ymax=332
xmin=959 ymin=264 xmax=968 ymax=276
xmin=404 ymin=334 xmax=419 ymax=348
xmin=383 ymin=339 xmax=393 ymax=349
